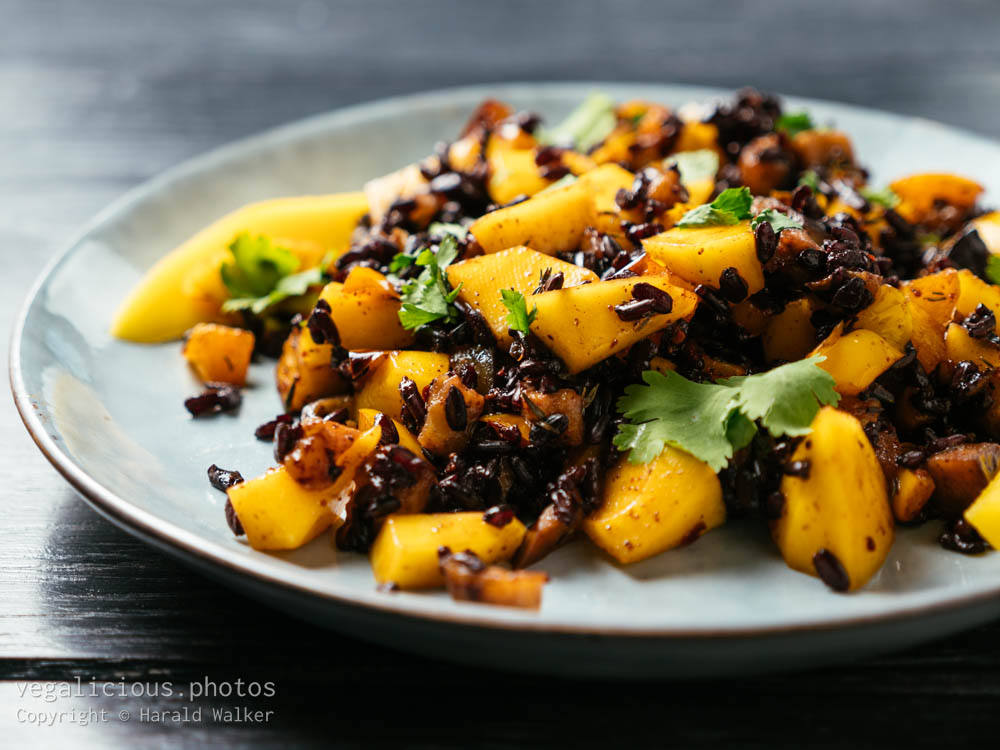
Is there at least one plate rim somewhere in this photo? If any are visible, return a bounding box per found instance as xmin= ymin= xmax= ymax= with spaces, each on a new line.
xmin=11 ymin=80 xmax=1000 ymax=640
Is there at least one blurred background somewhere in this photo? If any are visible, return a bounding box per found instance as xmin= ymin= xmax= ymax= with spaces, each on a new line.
xmin=3 ymin=1 xmax=1000 ymax=746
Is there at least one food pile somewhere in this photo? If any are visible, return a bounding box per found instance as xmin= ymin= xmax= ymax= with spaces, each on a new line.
xmin=113 ymin=89 xmax=1000 ymax=606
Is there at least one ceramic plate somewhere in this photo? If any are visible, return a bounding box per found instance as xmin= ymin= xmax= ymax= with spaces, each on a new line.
xmin=12 ymin=83 xmax=1000 ymax=677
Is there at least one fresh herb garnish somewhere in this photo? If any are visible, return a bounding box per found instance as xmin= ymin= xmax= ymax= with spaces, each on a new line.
xmin=751 ymin=209 xmax=803 ymax=234
xmin=500 ymin=289 xmax=537 ymax=335
xmin=666 ymin=149 xmax=720 ymax=185
xmin=220 ymin=233 xmax=326 ymax=314
xmin=542 ymin=92 xmax=617 ymax=151
xmin=389 ymin=252 xmax=415 ymax=273
xmin=859 ymin=185 xmax=900 ymax=209
xmin=798 ymin=170 xmax=821 ymax=192
xmin=427 ymin=222 xmax=469 ymax=240
xmin=776 ymin=111 xmax=815 ymax=138
xmin=613 ymin=356 xmax=840 ymax=470
xmin=986 ymin=255 xmax=1000 ymax=286
xmin=397 ymin=235 xmax=463 ymax=330
xmin=676 ymin=187 xmax=753 ymax=228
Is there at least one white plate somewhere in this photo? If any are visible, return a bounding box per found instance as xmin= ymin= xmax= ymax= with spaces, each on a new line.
xmin=12 ymin=83 xmax=1000 ymax=677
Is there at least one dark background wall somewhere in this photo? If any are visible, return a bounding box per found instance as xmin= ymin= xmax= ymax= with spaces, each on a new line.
xmin=2 ymin=1 xmax=999 ymax=746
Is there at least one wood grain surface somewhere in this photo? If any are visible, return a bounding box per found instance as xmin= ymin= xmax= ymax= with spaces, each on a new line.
xmin=2 ymin=0 xmax=999 ymax=746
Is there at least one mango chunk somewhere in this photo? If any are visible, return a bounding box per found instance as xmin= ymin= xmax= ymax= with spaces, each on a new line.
xmin=370 ymin=512 xmax=527 ymax=589
xmin=276 ymin=325 xmax=348 ymax=412
xmin=955 ymin=268 xmax=1000 ymax=319
xmin=183 ymin=323 xmax=255 ymax=386
xmin=890 ymin=173 xmax=983 ymax=225
xmin=470 ymin=180 xmax=591 ymax=255
xmin=945 ymin=323 xmax=1000 ymax=369
xmin=772 ymin=407 xmax=894 ymax=591
xmin=583 ymin=445 xmax=725 ymax=564
xmin=485 ymin=135 xmax=550 ymax=204
xmin=318 ymin=268 xmax=414 ymax=351
xmin=111 ymin=192 xmax=368 ymax=342
xmin=227 ymin=466 xmax=340 ymax=551
xmin=811 ymin=326 xmax=903 ymax=396
xmin=853 ymin=285 xmax=913 ymax=352
xmin=763 ymin=297 xmax=817 ymax=363
xmin=529 ymin=275 xmax=699 ymax=374
xmin=642 ymin=221 xmax=764 ymax=296
xmin=354 ymin=351 xmax=450 ymax=419
xmin=446 ymin=246 xmax=598 ymax=346
xmin=357 ymin=408 xmax=423 ymax=456
xmin=965 ymin=473 xmax=1000 ymax=549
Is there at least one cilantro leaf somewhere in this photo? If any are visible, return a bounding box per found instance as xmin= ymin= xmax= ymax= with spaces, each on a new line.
xmin=219 ymin=233 xmax=328 ymax=315
xmin=776 ymin=111 xmax=814 ymax=138
xmin=666 ymin=149 xmax=720 ymax=185
xmin=541 ymin=92 xmax=617 ymax=151
xmin=798 ymin=170 xmax=821 ymax=192
xmin=859 ymin=185 xmax=900 ymax=209
xmin=500 ymin=288 xmax=537 ymax=334
xmin=676 ymin=187 xmax=753 ymax=228
xmin=986 ymin=255 xmax=1000 ymax=286
xmin=720 ymin=356 xmax=840 ymax=438
xmin=614 ymin=370 xmax=740 ymax=470
xmin=613 ymin=358 xmax=839 ymax=470
xmin=397 ymin=235 xmax=463 ymax=330
xmin=751 ymin=208 xmax=803 ymax=234
xmin=427 ymin=222 xmax=468 ymax=240
xmin=389 ymin=253 xmax=415 ymax=273
xmin=220 ymin=232 xmax=300 ymax=299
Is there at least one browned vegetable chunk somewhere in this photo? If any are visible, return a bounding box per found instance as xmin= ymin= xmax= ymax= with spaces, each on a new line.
xmin=183 ymin=323 xmax=255 ymax=386
xmin=417 ymin=373 xmax=485 ymax=455
xmin=439 ymin=548 xmax=548 ymax=609
xmin=925 ymin=443 xmax=1000 ymax=517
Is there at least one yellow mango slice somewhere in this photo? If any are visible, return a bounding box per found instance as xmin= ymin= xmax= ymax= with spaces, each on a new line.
xmin=965 ymin=472 xmax=1000 ymax=549
xmin=529 ymin=276 xmax=699 ymax=374
xmin=771 ymin=407 xmax=894 ymax=591
xmin=811 ymin=326 xmax=902 ymax=396
xmin=955 ymin=268 xmax=1000 ymax=319
xmin=763 ymin=297 xmax=817 ymax=363
xmin=318 ymin=269 xmax=414 ymax=351
xmin=354 ymin=351 xmax=449 ymax=419
xmin=357 ymin=408 xmax=423 ymax=456
xmin=853 ymin=285 xmax=913 ymax=351
xmin=111 ymin=192 xmax=368 ymax=342
xmin=446 ymin=246 xmax=598 ymax=346
xmin=907 ymin=301 xmax=948 ymax=373
xmin=642 ymin=221 xmax=764 ymax=295
xmin=470 ymin=180 xmax=591 ymax=255
xmin=583 ymin=445 xmax=725 ymax=564
xmin=227 ymin=466 xmax=340 ymax=551
xmin=945 ymin=323 xmax=1000 ymax=368
xmin=370 ymin=512 xmax=527 ymax=589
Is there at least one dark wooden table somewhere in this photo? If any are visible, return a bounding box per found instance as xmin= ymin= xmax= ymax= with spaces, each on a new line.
xmin=4 ymin=1 xmax=999 ymax=745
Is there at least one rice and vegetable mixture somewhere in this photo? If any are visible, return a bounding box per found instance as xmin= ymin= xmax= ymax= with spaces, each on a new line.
xmin=113 ymin=88 xmax=1000 ymax=606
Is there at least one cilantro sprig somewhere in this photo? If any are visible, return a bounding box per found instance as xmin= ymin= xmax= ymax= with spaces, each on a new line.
xmin=220 ymin=233 xmax=326 ymax=315
xmin=397 ymin=235 xmax=463 ymax=330
xmin=613 ymin=357 xmax=840 ymax=471
xmin=676 ymin=187 xmax=753 ymax=228
xmin=500 ymin=289 xmax=537 ymax=335
xmin=751 ymin=209 xmax=803 ymax=234
xmin=859 ymin=185 xmax=900 ymax=209
xmin=776 ymin=111 xmax=815 ymax=138
xmin=666 ymin=149 xmax=720 ymax=185
xmin=986 ymin=255 xmax=1000 ymax=286
xmin=541 ymin=92 xmax=617 ymax=151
